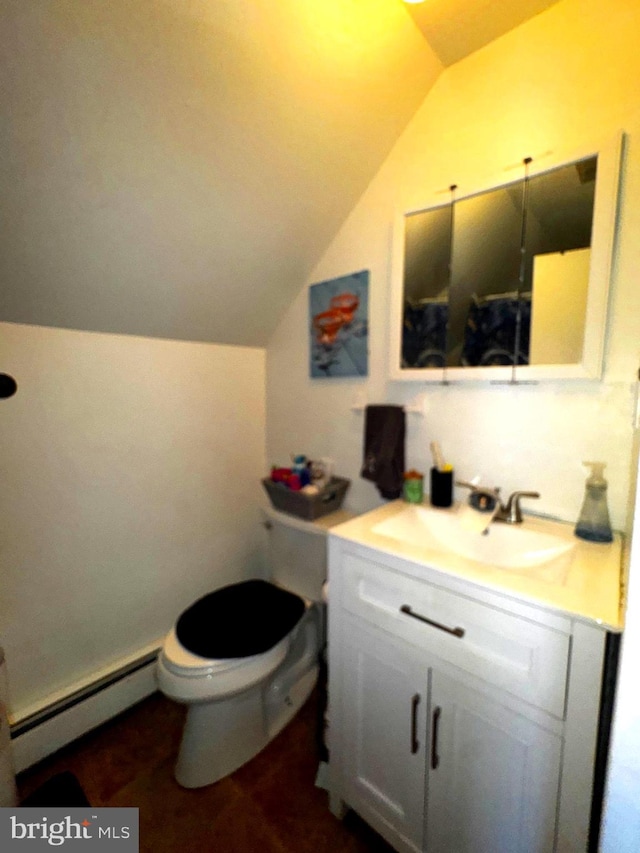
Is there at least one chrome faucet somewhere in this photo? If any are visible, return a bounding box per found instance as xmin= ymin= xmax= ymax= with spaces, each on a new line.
xmin=456 ymin=481 xmax=540 ymax=525
xmin=494 ymin=490 xmax=541 ymax=524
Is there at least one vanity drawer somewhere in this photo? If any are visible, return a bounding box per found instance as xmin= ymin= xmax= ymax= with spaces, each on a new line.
xmin=340 ymin=553 xmax=571 ymax=718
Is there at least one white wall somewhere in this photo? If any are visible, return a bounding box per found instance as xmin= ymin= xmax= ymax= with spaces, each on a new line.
xmin=0 ymin=322 xmax=266 ymax=719
xmin=267 ymin=0 xmax=640 ymax=534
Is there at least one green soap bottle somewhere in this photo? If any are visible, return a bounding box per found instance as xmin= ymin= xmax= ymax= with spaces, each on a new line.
xmin=574 ymin=461 xmax=613 ymax=543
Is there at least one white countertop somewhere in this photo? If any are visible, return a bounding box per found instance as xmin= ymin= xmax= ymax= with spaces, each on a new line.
xmin=329 ymin=500 xmax=624 ymax=632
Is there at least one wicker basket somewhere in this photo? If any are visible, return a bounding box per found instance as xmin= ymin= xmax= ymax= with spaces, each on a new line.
xmin=262 ymin=476 xmax=350 ymax=521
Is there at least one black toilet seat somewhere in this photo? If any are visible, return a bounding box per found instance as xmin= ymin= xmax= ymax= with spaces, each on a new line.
xmin=175 ymin=579 xmax=306 ymax=660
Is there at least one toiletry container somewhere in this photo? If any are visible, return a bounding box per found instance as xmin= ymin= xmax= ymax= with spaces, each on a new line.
xmin=403 ymin=470 xmax=424 ymax=504
xmin=575 ymin=462 xmax=613 ymax=543
xmin=292 ymin=455 xmax=311 ymax=486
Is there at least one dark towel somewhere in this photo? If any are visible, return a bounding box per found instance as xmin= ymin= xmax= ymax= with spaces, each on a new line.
xmin=361 ymin=405 xmax=406 ymax=500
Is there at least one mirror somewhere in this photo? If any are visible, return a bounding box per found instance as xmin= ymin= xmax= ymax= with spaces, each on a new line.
xmin=450 ymin=180 xmax=524 ymax=368
xmin=390 ymin=134 xmax=623 ymax=382
xmin=402 ymin=202 xmax=452 ymax=369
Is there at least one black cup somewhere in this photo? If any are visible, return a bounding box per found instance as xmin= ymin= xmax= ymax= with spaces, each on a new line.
xmin=430 ymin=467 xmax=453 ymax=508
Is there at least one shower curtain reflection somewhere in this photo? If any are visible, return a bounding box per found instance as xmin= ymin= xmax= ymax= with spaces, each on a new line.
xmin=461 ymin=292 xmax=531 ymax=367
xmin=402 ymin=298 xmax=448 ymax=368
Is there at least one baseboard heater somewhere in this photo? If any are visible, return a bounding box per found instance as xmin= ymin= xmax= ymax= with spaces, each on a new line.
xmin=9 ymin=645 xmax=162 ymax=773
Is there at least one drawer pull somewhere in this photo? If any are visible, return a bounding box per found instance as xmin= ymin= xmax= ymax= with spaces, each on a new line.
xmin=400 ymin=604 xmax=465 ymax=638
xmin=411 ymin=694 xmax=420 ymax=754
xmin=431 ymin=706 xmax=441 ymax=770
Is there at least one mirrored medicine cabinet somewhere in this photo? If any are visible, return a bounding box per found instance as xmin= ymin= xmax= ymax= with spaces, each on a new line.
xmin=389 ymin=134 xmax=623 ymax=383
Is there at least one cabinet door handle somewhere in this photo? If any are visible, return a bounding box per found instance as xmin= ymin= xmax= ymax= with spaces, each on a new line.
xmin=411 ymin=694 xmax=420 ymax=754
xmin=400 ymin=604 xmax=465 ymax=638
xmin=431 ymin=706 xmax=441 ymax=770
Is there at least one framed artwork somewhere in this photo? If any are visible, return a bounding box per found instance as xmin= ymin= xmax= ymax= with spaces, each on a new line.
xmin=309 ymin=270 xmax=369 ymax=378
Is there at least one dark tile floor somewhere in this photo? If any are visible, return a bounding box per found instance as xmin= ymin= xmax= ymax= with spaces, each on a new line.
xmin=17 ymin=690 xmax=394 ymax=853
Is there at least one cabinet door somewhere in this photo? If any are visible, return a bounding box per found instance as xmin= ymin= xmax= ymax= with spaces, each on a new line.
xmin=426 ymin=670 xmax=561 ymax=853
xmin=341 ymin=621 xmax=427 ymax=853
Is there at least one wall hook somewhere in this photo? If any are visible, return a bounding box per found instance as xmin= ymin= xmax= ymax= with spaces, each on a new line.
xmin=0 ymin=374 xmax=17 ymax=399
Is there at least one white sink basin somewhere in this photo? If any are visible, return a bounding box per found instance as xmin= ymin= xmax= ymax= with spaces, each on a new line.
xmin=372 ymin=504 xmax=576 ymax=570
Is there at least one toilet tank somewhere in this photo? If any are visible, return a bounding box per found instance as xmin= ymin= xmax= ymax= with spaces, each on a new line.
xmin=263 ymin=506 xmax=351 ymax=601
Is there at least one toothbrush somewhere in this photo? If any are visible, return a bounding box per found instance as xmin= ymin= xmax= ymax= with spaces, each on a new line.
xmin=430 ymin=441 xmax=445 ymax=472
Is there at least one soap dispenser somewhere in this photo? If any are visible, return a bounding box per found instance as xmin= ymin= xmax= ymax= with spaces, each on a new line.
xmin=575 ymin=462 xmax=613 ymax=543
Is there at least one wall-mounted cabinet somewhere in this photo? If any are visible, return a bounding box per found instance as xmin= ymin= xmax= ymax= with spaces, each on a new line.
xmin=389 ymin=134 xmax=623 ymax=382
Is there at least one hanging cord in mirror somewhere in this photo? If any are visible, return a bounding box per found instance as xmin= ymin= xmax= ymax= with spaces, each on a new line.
xmin=441 ymin=184 xmax=457 ymax=386
xmin=512 ymin=157 xmax=532 ymax=384
xmin=492 ymin=157 xmax=537 ymax=386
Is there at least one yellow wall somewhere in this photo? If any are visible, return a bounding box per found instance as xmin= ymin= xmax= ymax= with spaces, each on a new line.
xmin=266 ymin=6 xmax=640 ymax=840
xmin=267 ymin=0 xmax=640 ymax=531
xmin=0 ymin=0 xmax=439 ymax=346
xmin=267 ymin=5 xmax=640 ymax=841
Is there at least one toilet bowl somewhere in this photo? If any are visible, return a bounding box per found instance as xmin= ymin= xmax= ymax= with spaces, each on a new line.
xmin=157 ymin=625 xmax=291 ymax=704
xmin=157 ymin=507 xmax=346 ymax=789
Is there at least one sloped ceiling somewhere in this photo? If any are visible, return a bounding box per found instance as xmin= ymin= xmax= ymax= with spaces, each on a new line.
xmin=0 ymin=0 xmax=560 ymax=347
xmin=406 ymin=0 xmax=561 ymax=67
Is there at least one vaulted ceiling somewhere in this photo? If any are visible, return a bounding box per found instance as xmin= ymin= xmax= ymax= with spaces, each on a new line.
xmin=406 ymin=0 xmax=561 ymax=66
xmin=0 ymin=0 xmax=561 ymax=346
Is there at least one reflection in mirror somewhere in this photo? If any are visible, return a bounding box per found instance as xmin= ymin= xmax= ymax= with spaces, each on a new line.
xmin=451 ymin=180 xmax=524 ymax=367
xmin=401 ymin=201 xmax=452 ymax=369
xmin=526 ymin=156 xmax=596 ymax=364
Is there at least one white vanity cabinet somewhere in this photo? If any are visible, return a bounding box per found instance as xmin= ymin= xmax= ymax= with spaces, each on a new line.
xmin=424 ymin=670 xmax=561 ymax=853
xmin=340 ymin=621 xmax=428 ymax=850
xmin=328 ymin=534 xmax=613 ymax=853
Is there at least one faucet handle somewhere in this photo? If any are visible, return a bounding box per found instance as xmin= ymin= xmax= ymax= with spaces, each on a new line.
xmin=455 ymin=479 xmax=500 ymax=496
xmin=455 ymin=480 xmax=500 ymax=513
xmin=503 ymin=490 xmax=540 ymax=524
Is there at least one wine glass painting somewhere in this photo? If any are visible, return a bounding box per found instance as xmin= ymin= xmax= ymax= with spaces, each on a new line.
xmin=309 ymin=270 xmax=369 ymax=378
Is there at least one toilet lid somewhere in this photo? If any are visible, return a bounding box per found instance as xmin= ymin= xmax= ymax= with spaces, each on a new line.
xmin=175 ymin=579 xmax=305 ymax=660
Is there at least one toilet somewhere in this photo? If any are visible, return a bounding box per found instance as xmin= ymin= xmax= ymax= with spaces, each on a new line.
xmin=156 ymin=505 xmax=345 ymax=789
